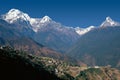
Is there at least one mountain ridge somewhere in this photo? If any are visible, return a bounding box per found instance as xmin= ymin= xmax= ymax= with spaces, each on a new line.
xmin=1 ymin=9 xmax=81 ymax=52
xmin=2 ymin=8 xmax=94 ymax=35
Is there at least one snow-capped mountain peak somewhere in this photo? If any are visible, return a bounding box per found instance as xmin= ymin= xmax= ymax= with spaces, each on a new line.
xmin=29 ymin=16 xmax=53 ymax=32
xmin=7 ymin=9 xmax=21 ymax=15
xmin=2 ymin=8 xmax=30 ymax=23
xmin=2 ymin=9 xmax=55 ymax=32
xmin=40 ymin=16 xmax=52 ymax=23
xmin=100 ymin=16 xmax=120 ymax=27
xmin=106 ymin=16 xmax=113 ymax=22
xmin=75 ymin=26 xmax=95 ymax=35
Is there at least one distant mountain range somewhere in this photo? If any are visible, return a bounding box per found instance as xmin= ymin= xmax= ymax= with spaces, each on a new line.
xmin=2 ymin=9 xmax=95 ymax=35
xmin=0 ymin=9 xmax=95 ymax=52
xmin=67 ymin=22 xmax=120 ymax=68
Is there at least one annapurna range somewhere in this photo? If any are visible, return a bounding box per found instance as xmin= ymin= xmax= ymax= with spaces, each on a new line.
xmin=0 ymin=9 xmax=95 ymax=53
xmin=1 ymin=9 xmax=95 ymax=35
xmin=0 ymin=8 xmax=120 ymax=53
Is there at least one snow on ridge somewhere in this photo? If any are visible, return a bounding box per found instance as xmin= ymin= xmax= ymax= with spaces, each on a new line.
xmin=2 ymin=9 xmax=54 ymax=32
xmin=1 ymin=9 xmax=96 ymax=34
xmin=75 ymin=26 xmax=95 ymax=35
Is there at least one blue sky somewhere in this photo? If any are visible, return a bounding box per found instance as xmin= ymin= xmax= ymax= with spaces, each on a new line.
xmin=0 ymin=0 xmax=120 ymax=27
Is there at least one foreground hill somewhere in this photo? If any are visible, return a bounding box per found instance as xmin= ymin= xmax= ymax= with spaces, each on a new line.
xmin=0 ymin=46 xmax=63 ymax=80
xmin=67 ymin=26 xmax=120 ymax=68
xmin=1 ymin=46 xmax=120 ymax=80
xmin=0 ymin=46 xmax=76 ymax=80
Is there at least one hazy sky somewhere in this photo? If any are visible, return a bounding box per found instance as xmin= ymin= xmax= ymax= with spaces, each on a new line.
xmin=0 ymin=0 xmax=120 ymax=27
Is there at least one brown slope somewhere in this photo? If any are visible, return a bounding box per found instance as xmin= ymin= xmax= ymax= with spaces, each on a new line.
xmin=0 ymin=46 xmax=64 ymax=80
xmin=76 ymin=67 xmax=120 ymax=80
xmin=0 ymin=37 xmax=78 ymax=64
xmin=1 ymin=37 xmax=63 ymax=59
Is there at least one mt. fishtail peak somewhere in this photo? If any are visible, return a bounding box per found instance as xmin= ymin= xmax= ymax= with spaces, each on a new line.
xmin=100 ymin=16 xmax=120 ymax=27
